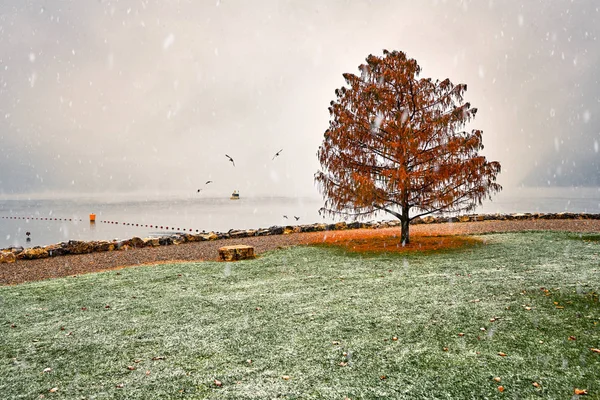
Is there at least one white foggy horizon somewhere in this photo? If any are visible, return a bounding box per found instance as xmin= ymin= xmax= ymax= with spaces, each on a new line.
xmin=1 ymin=0 xmax=599 ymax=200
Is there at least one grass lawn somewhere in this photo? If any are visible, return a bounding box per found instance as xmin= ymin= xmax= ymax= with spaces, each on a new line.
xmin=1 ymin=231 xmax=599 ymax=399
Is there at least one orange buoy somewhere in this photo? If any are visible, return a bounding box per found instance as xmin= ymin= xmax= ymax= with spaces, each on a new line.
xmin=89 ymin=213 xmax=96 ymax=222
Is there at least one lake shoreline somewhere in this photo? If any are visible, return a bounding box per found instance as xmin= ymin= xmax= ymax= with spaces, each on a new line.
xmin=2 ymin=215 xmax=600 ymax=285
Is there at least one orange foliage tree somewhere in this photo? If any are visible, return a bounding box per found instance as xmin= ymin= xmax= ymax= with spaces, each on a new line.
xmin=315 ymin=50 xmax=501 ymax=244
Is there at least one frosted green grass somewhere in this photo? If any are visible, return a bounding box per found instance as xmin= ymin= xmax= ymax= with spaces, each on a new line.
xmin=1 ymin=232 xmax=599 ymax=399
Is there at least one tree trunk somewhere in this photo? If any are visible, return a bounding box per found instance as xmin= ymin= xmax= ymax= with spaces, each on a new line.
xmin=400 ymin=214 xmax=410 ymax=245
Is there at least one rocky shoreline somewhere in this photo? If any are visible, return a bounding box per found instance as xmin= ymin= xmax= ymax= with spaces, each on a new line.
xmin=1 ymin=212 xmax=599 ymax=263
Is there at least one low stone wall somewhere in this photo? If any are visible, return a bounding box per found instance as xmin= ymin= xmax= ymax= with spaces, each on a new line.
xmin=1 ymin=212 xmax=599 ymax=262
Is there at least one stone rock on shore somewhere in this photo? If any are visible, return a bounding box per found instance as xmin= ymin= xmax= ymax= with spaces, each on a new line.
xmin=200 ymin=232 xmax=218 ymax=241
xmin=300 ymin=223 xmax=327 ymax=232
xmin=43 ymin=243 xmax=69 ymax=257
xmin=283 ymin=226 xmax=302 ymax=234
xmin=0 ymin=251 xmax=16 ymax=263
xmin=18 ymin=247 xmax=49 ymax=260
xmin=65 ymin=240 xmax=94 ymax=254
xmin=143 ymin=238 xmax=161 ymax=247
xmin=269 ymin=226 xmax=284 ymax=235
xmin=122 ymin=237 xmax=145 ymax=248
xmin=218 ymin=245 xmax=255 ymax=261
xmin=93 ymin=241 xmax=116 ymax=252
xmin=229 ymin=230 xmax=249 ymax=239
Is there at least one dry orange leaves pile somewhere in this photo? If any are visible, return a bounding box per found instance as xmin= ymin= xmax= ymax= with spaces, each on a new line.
xmin=300 ymin=228 xmax=482 ymax=254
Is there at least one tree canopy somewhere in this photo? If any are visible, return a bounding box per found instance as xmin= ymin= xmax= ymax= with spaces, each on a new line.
xmin=315 ymin=50 xmax=501 ymax=244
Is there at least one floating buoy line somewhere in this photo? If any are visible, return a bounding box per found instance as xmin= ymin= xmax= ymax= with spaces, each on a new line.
xmin=0 ymin=216 xmax=203 ymax=233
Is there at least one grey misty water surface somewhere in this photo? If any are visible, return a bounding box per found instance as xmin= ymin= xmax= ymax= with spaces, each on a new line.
xmin=0 ymin=196 xmax=326 ymax=248
xmin=1 ymin=187 xmax=599 ymax=248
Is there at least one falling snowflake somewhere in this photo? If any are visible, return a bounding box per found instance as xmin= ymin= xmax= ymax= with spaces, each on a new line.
xmin=583 ymin=110 xmax=591 ymax=123
xmin=163 ymin=33 xmax=175 ymax=49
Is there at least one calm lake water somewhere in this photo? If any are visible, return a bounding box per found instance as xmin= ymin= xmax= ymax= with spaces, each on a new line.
xmin=1 ymin=187 xmax=599 ymax=249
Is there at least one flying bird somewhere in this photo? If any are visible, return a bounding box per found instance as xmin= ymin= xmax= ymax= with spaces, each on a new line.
xmin=197 ymin=189 xmax=203 ymax=193
xmin=205 ymin=180 xmax=213 ymax=185
xmin=272 ymin=149 xmax=283 ymax=160
xmin=225 ymin=154 xmax=235 ymax=167
xmin=294 ymin=216 xmax=300 ymax=221
xmin=283 ymin=215 xmax=288 ymax=219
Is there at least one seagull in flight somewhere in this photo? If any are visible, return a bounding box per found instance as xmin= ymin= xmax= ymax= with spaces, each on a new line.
xmin=225 ymin=154 xmax=235 ymax=167
xmin=283 ymin=215 xmax=288 ymax=219
xmin=294 ymin=216 xmax=300 ymax=221
xmin=198 ymin=180 xmax=213 ymax=192
xmin=272 ymin=149 xmax=283 ymax=160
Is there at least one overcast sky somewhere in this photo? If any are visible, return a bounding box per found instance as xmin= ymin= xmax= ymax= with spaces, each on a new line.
xmin=0 ymin=0 xmax=598 ymax=199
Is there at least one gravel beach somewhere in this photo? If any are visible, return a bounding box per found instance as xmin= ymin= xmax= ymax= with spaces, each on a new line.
xmin=2 ymin=219 xmax=600 ymax=286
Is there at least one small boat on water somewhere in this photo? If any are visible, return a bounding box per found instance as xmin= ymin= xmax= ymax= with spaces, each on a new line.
xmin=230 ymin=190 xmax=240 ymax=200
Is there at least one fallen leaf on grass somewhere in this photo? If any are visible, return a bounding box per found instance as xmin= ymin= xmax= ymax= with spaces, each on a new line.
xmin=339 ymin=362 xmax=348 ymax=367
xmin=49 ymin=387 xmax=58 ymax=393
xmin=532 ymin=382 xmax=540 ymax=388
xmin=133 ymin=359 xmax=142 ymax=363
xmin=145 ymin=370 xmax=150 ymax=375
xmin=493 ymin=377 xmax=501 ymax=382
xmin=498 ymin=386 xmax=505 ymax=392
xmin=255 ymin=307 xmax=262 ymax=311
xmin=524 ymin=306 xmax=532 ymax=311
xmin=380 ymin=375 xmax=387 ymax=380
xmin=556 ymin=306 xmax=564 ymax=309
xmin=116 ymin=383 xmax=124 ymax=388
xmin=442 ymin=347 xmax=448 ymax=352
xmin=591 ymin=348 xmax=600 ymax=354
xmin=81 ymin=307 xmax=87 ymax=311
xmin=392 ymin=336 xmax=398 ymax=341
xmin=246 ymin=359 xmax=252 ymax=364
xmin=568 ymin=336 xmax=577 ymax=341
xmin=43 ymin=368 xmax=52 ymax=373
xmin=151 ymin=356 xmax=165 ymax=361
xmin=282 ymin=375 xmax=290 ymax=380
xmin=214 ymin=379 xmax=222 ymax=387
xmin=497 ymin=352 xmax=507 ymax=357
xmin=458 ymin=333 xmax=465 ymax=337
xmin=127 ymin=366 xmax=136 ymax=371
xmin=332 ymin=341 xmax=340 ymax=345
xmin=574 ymin=388 xmax=588 ymax=395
